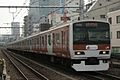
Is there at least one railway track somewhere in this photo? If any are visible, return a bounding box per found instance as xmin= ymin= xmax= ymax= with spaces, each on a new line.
xmin=80 ymin=59 xmax=120 ymax=80
xmin=10 ymin=52 xmax=120 ymax=80
xmin=3 ymin=50 xmax=78 ymax=80
xmin=95 ymin=72 xmax=120 ymax=80
xmin=3 ymin=50 xmax=49 ymax=80
xmin=3 ymin=49 xmax=120 ymax=80
xmin=86 ymin=71 xmax=120 ymax=80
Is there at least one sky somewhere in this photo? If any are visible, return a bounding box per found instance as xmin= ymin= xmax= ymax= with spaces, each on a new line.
xmin=0 ymin=0 xmax=29 ymax=35
xmin=0 ymin=0 xmax=89 ymax=35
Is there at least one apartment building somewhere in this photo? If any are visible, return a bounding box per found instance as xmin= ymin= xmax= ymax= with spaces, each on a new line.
xmin=24 ymin=0 xmax=64 ymax=36
xmin=86 ymin=0 xmax=120 ymax=20
xmin=108 ymin=9 xmax=120 ymax=53
xmin=86 ymin=0 xmax=120 ymax=53
xmin=64 ymin=0 xmax=84 ymax=21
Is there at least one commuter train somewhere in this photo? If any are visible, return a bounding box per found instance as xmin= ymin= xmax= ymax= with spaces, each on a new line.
xmin=7 ymin=20 xmax=111 ymax=71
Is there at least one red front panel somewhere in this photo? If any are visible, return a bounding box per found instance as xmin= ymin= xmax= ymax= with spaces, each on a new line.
xmin=73 ymin=44 xmax=110 ymax=50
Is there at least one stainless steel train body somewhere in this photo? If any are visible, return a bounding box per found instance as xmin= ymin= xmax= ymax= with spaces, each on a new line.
xmin=7 ymin=20 xmax=111 ymax=71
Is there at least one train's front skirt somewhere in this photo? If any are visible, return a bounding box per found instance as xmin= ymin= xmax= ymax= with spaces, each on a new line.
xmin=72 ymin=60 xmax=109 ymax=71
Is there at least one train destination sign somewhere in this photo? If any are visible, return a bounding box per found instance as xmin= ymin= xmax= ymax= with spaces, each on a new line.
xmin=74 ymin=22 xmax=98 ymax=27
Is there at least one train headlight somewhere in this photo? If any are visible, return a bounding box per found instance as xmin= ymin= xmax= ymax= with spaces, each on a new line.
xmin=103 ymin=51 xmax=106 ymax=54
xmin=75 ymin=51 xmax=85 ymax=55
xmin=99 ymin=51 xmax=109 ymax=54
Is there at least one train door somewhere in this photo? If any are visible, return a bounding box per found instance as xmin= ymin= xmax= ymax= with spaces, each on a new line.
xmin=61 ymin=31 xmax=64 ymax=54
xmin=47 ymin=33 xmax=53 ymax=54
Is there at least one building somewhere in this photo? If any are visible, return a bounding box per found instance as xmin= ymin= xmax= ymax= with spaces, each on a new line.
xmin=64 ymin=0 xmax=84 ymax=21
xmin=27 ymin=0 xmax=64 ymax=35
xmin=86 ymin=0 xmax=120 ymax=20
xmin=11 ymin=22 xmax=20 ymax=39
xmin=28 ymin=0 xmax=64 ymax=24
xmin=0 ymin=35 xmax=16 ymax=47
xmin=23 ymin=16 xmax=32 ymax=37
xmin=86 ymin=0 xmax=120 ymax=53
xmin=28 ymin=0 xmax=49 ymax=35
xmin=108 ymin=9 xmax=120 ymax=53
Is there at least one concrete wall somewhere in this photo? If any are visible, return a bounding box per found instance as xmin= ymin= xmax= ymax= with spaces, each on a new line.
xmin=86 ymin=0 xmax=120 ymax=20
xmin=108 ymin=9 xmax=120 ymax=53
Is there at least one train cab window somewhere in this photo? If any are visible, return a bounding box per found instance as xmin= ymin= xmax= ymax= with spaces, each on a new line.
xmin=48 ymin=35 xmax=51 ymax=45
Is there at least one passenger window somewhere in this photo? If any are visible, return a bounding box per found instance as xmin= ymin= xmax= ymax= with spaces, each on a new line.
xmin=48 ymin=35 xmax=51 ymax=45
xmin=42 ymin=36 xmax=44 ymax=46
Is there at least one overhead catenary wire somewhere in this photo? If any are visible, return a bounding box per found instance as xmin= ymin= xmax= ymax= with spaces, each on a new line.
xmin=0 ymin=6 xmax=80 ymax=8
xmin=14 ymin=0 xmax=28 ymax=20
xmin=1 ymin=0 xmax=29 ymax=29
xmin=37 ymin=0 xmax=75 ymax=22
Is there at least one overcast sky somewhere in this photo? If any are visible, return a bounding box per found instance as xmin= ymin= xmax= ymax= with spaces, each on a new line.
xmin=0 ymin=0 xmax=89 ymax=35
xmin=0 ymin=0 xmax=29 ymax=34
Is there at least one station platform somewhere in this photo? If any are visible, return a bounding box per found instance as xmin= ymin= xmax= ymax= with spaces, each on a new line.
xmin=0 ymin=49 xmax=10 ymax=80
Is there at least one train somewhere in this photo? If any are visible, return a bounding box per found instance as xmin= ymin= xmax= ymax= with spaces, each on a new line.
xmin=7 ymin=20 xmax=111 ymax=71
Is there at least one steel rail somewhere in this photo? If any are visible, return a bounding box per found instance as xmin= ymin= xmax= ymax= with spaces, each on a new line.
xmin=95 ymin=72 xmax=120 ymax=80
xmin=3 ymin=50 xmax=49 ymax=80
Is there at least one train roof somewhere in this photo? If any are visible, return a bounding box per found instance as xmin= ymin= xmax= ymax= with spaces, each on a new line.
xmin=7 ymin=20 xmax=109 ymax=45
xmin=72 ymin=19 xmax=109 ymax=24
xmin=7 ymin=22 xmax=71 ymax=45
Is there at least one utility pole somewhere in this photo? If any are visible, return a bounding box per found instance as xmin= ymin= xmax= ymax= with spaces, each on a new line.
xmin=79 ymin=0 xmax=84 ymax=20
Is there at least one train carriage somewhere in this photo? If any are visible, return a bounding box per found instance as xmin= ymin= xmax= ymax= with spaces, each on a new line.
xmin=7 ymin=20 xmax=111 ymax=71
xmin=70 ymin=20 xmax=111 ymax=71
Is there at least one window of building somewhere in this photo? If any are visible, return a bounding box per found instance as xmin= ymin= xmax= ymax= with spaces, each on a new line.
xmin=100 ymin=15 xmax=106 ymax=18
xmin=106 ymin=0 xmax=111 ymax=2
xmin=117 ymin=31 xmax=120 ymax=39
xmin=99 ymin=3 xmax=102 ymax=6
xmin=116 ymin=15 xmax=120 ymax=23
xmin=108 ymin=17 xmax=112 ymax=24
xmin=76 ymin=3 xmax=79 ymax=5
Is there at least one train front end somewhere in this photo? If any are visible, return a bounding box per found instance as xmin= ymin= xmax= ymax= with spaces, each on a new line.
xmin=70 ymin=21 xmax=111 ymax=71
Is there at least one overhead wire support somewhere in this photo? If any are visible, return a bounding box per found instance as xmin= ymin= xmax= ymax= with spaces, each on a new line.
xmin=0 ymin=6 xmax=80 ymax=8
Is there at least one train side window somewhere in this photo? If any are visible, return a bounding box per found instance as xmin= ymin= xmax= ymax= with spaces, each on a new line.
xmin=53 ymin=33 xmax=55 ymax=44
xmin=37 ymin=37 xmax=39 ymax=44
xmin=42 ymin=36 xmax=44 ymax=46
xmin=40 ymin=36 xmax=41 ymax=46
xmin=30 ymin=39 xmax=31 ymax=45
xmin=63 ymin=32 xmax=65 ymax=45
xmin=48 ymin=35 xmax=51 ymax=45
xmin=45 ymin=35 xmax=47 ymax=46
xmin=56 ymin=33 xmax=60 ymax=44
xmin=32 ymin=38 xmax=34 ymax=46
